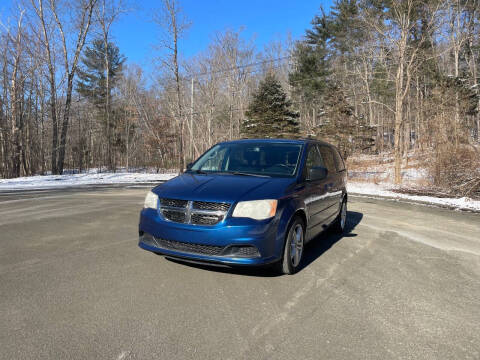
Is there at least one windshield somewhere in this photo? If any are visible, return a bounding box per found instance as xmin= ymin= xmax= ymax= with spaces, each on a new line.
xmin=190 ymin=142 xmax=303 ymax=177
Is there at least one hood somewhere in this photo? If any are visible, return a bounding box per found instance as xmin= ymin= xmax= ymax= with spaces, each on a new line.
xmin=153 ymin=173 xmax=295 ymax=203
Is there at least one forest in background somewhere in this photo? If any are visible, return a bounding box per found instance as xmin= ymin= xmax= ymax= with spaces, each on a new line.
xmin=0 ymin=0 xmax=479 ymax=196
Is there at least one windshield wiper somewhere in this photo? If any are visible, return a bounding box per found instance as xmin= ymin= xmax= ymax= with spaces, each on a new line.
xmin=223 ymin=171 xmax=271 ymax=178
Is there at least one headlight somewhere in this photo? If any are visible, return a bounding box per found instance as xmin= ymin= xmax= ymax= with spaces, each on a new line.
xmin=144 ymin=191 xmax=158 ymax=209
xmin=232 ymin=199 xmax=277 ymax=220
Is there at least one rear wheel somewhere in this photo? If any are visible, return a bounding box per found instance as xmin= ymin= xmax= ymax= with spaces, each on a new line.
xmin=332 ymin=198 xmax=347 ymax=233
xmin=277 ymin=216 xmax=305 ymax=275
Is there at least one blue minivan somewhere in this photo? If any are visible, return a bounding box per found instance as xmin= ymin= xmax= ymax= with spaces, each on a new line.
xmin=139 ymin=138 xmax=347 ymax=274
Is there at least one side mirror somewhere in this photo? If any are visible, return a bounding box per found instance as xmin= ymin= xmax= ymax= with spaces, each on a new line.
xmin=308 ymin=166 xmax=328 ymax=181
xmin=186 ymin=162 xmax=193 ymax=170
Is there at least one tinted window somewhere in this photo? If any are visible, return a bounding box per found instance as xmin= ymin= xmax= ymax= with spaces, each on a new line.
xmin=319 ymin=146 xmax=336 ymax=174
xmin=332 ymin=148 xmax=345 ymax=171
xmin=305 ymin=145 xmax=324 ymax=179
xmin=190 ymin=142 xmax=303 ymax=177
xmin=197 ymin=146 xmax=228 ymax=171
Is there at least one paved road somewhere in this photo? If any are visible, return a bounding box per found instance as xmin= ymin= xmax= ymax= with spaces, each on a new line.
xmin=0 ymin=187 xmax=479 ymax=360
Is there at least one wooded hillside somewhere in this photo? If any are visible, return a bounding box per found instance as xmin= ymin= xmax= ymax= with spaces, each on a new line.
xmin=1 ymin=0 xmax=479 ymax=194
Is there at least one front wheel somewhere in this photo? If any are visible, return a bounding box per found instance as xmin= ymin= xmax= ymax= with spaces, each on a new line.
xmin=277 ymin=216 xmax=305 ymax=275
xmin=332 ymin=199 xmax=347 ymax=233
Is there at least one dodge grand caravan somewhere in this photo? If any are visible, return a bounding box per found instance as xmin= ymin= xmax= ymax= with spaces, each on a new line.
xmin=139 ymin=138 xmax=347 ymax=274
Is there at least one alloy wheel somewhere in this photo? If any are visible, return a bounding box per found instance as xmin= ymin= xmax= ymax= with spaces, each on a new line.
xmin=290 ymin=223 xmax=304 ymax=267
xmin=340 ymin=201 xmax=347 ymax=230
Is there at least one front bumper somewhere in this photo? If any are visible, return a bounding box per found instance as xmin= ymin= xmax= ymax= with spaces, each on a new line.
xmin=138 ymin=208 xmax=282 ymax=266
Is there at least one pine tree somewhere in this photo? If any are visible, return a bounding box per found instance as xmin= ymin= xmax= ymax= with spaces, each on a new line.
xmin=315 ymin=84 xmax=375 ymax=157
xmin=289 ymin=4 xmax=375 ymax=155
xmin=289 ymin=10 xmax=331 ymax=103
xmin=329 ymin=0 xmax=365 ymax=55
xmin=77 ymin=39 xmax=125 ymax=108
xmin=76 ymin=39 xmax=126 ymax=169
xmin=242 ymin=73 xmax=300 ymax=138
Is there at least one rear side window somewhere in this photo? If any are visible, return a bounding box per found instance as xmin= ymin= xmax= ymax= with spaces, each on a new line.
xmin=319 ymin=146 xmax=336 ymax=174
xmin=305 ymin=145 xmax=324 ymax=176
xmin=332 ymin=148 xmax=346 ymax=171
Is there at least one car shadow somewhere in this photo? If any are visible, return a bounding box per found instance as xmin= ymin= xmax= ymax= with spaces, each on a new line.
xmin=165 ymin=211 xmax=363 ymax=277
xmin=296 ymin=211 xmax=363 ymax=274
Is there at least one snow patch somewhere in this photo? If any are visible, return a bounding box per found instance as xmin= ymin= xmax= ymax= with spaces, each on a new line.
xmin=348 ymin=181 xmax=480 ymax=212
xmin=2 ymin=169 xmax=479 ymax=212
xmin=0 ymin=170 xmax=177 ymax=191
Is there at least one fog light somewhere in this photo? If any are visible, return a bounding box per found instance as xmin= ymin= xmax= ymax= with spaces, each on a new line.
xmin=224 ymin=245 xmax=260 ymax=258
xmin=140 ymin=232 xmax=155 ymax=246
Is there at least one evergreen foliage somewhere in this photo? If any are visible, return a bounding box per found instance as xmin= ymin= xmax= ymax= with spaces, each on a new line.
xmin=76 ymin=39 xmax=126 ymax=170
xmin=242 ymin=73 xmax=300 ymax=138
xmin=315 ymin=85 xmax=376 ymax=157
xmin=289 ymin=0 xmax=376 ymax=155
xmin=76 ymin=39 xmax=126 ymax=108
xmin=329 ymin=0 xmax=365 ymax=55
xmin=289 ymin=10 xmax=330 ymax=103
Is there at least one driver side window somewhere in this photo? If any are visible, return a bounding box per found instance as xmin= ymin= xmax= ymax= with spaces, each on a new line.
xmin=197 ymin=147 xmax=227 ymax=171
xmin=305 ymin=145 xmax=323 ymax=180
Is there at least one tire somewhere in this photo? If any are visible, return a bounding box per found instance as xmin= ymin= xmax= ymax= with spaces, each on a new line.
xmin=276 ymin=216 xmax=305 ymax=275
xmin=332 ymin=198 xmax=347 ymax=234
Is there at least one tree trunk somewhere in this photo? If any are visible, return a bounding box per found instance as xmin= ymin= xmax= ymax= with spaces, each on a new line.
xmin=57 ymin=73 xmax=75 ymax=174
xmin=394 ymin=51 xmax=405 ymax=185
xmin=10 ymin=14 xmax=24 ymax=178
xmin=454 ymin=46 xmax=460 ymax=148
xmin=364 ymin=60 xmax=374 ymax=126
xmin=103 ymin=32 xmax=112 ymax=170
xmin=174 ymin=27 xmax=184 ymax=172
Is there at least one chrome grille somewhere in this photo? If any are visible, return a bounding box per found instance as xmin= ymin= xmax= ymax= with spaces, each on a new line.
xmin=193 ymin=201 xmax=230 ymax=212
xmin=160 ymin=198 xmax=188 ymax=208
xmin=159 ymin=199 xmax=231 ymax=225
xmin=163 ymin=210 xmax=186 ymax=223
xmin=191 ymin=213 xmax=222 ymax=225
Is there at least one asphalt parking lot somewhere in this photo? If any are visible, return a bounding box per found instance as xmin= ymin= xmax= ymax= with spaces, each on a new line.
xmin=0 ymin=186 xmax=479 ymax=359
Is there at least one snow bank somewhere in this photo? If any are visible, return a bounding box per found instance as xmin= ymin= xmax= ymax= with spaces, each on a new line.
xmin=348 ymin=181 xmax=480 ymax=212
xmin=346 ymin=153 xmax=480 ymax=211
xmin=0 ymin=171 xmax=177 ymax=191
xmin=2 ymin=170 xmax=479 ymax=212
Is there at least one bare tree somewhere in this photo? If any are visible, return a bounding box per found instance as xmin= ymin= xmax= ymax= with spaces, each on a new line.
xmin=1 ymin=10 xmax=26 ymax=177
xmin=30 ymin=0 xmax=96 ymax=174
xmin=50 ymin=0 xmax=97 ymax=174
xmin=94 ymin=0 xmax=128 ymax=170
xmin=447 ymin=0 xmax=477 ymax=147
xmin=30 ymin=0 xmax=60 ymax=174
xmin=153 ymin=0 xmax=190 ymax=172
xmin=363 ymin=0 xmax=445 ymax=184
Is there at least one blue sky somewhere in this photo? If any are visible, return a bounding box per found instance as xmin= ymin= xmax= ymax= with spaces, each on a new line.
xmin=1 ymin=0 xmax=333 ymax=72
xmin=113 ymin=0 xmax=333 ymax=71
